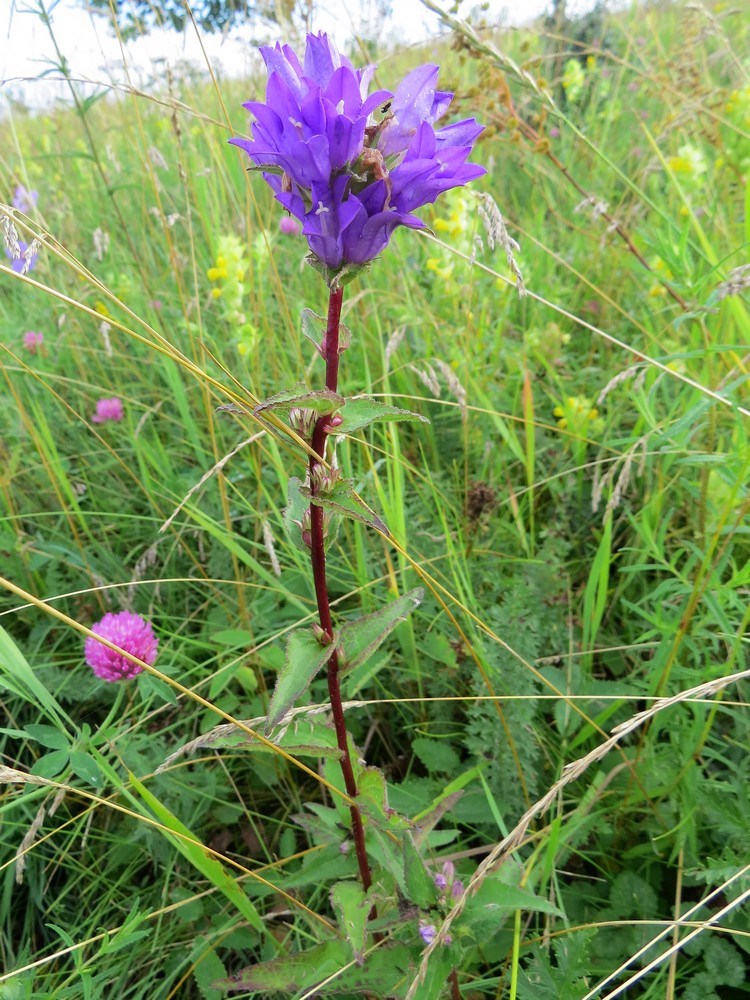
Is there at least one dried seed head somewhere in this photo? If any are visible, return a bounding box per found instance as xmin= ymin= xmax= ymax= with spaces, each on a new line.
xmin=2 ymin=215 xmax=21 ymax=260
xmin=262 ymin=519 xmax=282 ymax=577
xmin=475 ymin=191 xmax=525 ymax=295
xmin=93 ymin=227 xmax=110 ymax=262
xmin=715 ymin=263 xmax=750 ymax=302
xmin=148 ymin=145 xmax=168 ymax=170
xmin=21 ymin=239 xmax=41 ymax=275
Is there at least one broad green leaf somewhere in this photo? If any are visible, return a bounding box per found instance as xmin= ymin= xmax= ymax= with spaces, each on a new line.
xmin=418 ymin=943 xmax=457 ymax=1000
xmin=24 ymin=724 xmax=69 ymax=751
xmin=403 ymin=834 xmax=437 ymax=909
xmin=265 ymin=629 xmax=337 ymax=734
xmin=198 ymin=717 xmax=343 ymax=760
xmin=190 ymin=936 xmax=227 ymax=1000
xmin=68 ymin=751 xmax=103 ymax=787
xmin=411 ymin=737 xmax=461 ymax=775
xmin=301 ymin=479 xmax=389 ymax=535
xmin=337 ymin=589 xmax=423 ymax=672
xmin=254 ymin=382 xmax=344 ymax=416
xmin=336 ymin=396 xmax=428 ymax=434
xmin=30 ymin=749 xmax=69 ymax=778
xmin=460 ymin=874 xmax=563 ymax=938
xmin=128 ymin=772 xmax=268 ymax=939
xmin=139 ymin=673 xmax=178 ymax=705
xmin=330 ymin=880 xmax=368 ymax=964
xmin=211 ymin=939 xmax=349 ymax=992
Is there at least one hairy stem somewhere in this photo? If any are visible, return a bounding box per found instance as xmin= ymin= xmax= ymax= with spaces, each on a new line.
xmin=308 ymin=284 xmax=372 ymax=892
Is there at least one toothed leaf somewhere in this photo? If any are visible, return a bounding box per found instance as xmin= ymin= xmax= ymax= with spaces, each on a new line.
xmin=254 ymin=383 xmax=344 ymax=416
xmin=336 ymin=588 xmax=423 ymax=672
xmin=300 ymin=480 xmax=389 ymax=535
xmin=265 ymin=629 xmax=336 ymax=734
xmin=337 ymin=397 xmax=428 ymax=434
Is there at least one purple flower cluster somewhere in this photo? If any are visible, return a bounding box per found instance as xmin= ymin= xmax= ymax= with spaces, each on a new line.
xmin=230 ymin=33 xmax=485 ymax=276
xmin=23 ymin=330 xmax=44 ymax=352
xmin=13 ymin=185 xmax=38 ymax=213
xmin=85 ymin=611 xmax=158 ymax=682
xmin=92 ymin=397 xmax=124 ymax=424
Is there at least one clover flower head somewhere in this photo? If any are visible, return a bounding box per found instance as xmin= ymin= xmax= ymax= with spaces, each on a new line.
xmin=92 ymin=397 xmax=124 ymax=423
xmin=230 ymin=32 xmax=485 ymax=280
xmin=85 ymin=611 xmax=158 ymax=682
xmin=13 ymin=185 xmax=38 ymax=213
xmin=23 ymin=330 xmax=44 ymax=352
xmin=280 ymin=215 xmax=301 ymax=235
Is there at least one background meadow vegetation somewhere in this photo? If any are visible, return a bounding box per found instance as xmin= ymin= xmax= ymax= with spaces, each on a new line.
xmin=2 ymin=0 xmax=750 ymax=996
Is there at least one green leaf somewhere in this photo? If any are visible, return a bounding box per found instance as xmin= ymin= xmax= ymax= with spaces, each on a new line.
xmin=283 ymin=476 xmax=311 ymax=554
xmin=330 ymin=880 xmax=368 ymax=965
xmin=337 ymin=589 xmax=423 ymax=671
xmin=138 ymin=673 xmax=178 ymax=705
xmin=30 ymin=749 xmax=69 ymax=778
xmin=24 ymin=724 xmax=70 ymax=750
xmin=204 ymin=717 xmax=343 ymax=760
xmin=68 ymin=751 xmax=103 ymax=787
xmin=190 ymin=937 xmax=227 ymax=1000
xmin=128 ymin=772 xmax=269 ymax=939
xmin=265 ymin=629 xmax=337 ymax=734
xmin=411 ymin=737 xmax=461 ymax=775
xmin=0 ymin=626 xmax=72 ymax=727
xmin=211 ymin=939 xmax=349 ymax=992
xmin=403 ymin=834 xmax=437 ymax=909
xmin=254 ymin=382 xmax=344 ymax=416
xmin=300 ymin=479 xmax=389 ymax=535
xmin=301 ymin=308 xmax=351 ymax=356
xmin=460 ymin=874 xmax=562 ymax=938
xmin=336 ymin=396 xmax=429 ymax=434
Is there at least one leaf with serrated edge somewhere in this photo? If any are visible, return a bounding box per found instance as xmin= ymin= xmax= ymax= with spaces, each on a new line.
xmin=300 ymin=480 xmax=389 ymax=536
xmin=265 ymin=630 xmax=336 ymax=734
xmin=330 ymin=881 xmax=368 ymax=965
xmin=254 ymin=382 xmax=344 ymax=416
xmin=336 ymin=588 xmax=423 ymax=672
xmin=336 ymin=396 xmax=429 ymax=434
xmin=212 ymin=940 xmax=348 ymax=992
xmin=403 ymin=833 xmax=437 ymax=909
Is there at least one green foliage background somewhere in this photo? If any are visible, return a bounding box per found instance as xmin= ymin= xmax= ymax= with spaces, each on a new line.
xmin=1 ymin=0 xmax=750 ymax=996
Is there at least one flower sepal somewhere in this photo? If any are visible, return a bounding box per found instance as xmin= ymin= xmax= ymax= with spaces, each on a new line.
xmin=306 ymin=253 xmax=373 ymax=290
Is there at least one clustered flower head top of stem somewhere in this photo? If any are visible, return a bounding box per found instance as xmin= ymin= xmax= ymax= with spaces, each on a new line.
xmin=230 ymin=32 xmax=485 ymax=283
xmin=85 ymin=611 xmax=158 ymax=682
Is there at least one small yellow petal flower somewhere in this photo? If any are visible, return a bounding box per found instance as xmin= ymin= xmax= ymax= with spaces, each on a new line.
xmin=207 ymin=267 xmax=222 ymax=281
xmin=211 ymin=287 xmax=223 ymax=299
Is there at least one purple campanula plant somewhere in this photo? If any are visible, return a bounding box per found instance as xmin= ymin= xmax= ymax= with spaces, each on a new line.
xmin=222 ymin=33 xmax=486 ymax=987
xmin=230 ymin=32 xmax=485 ymax=281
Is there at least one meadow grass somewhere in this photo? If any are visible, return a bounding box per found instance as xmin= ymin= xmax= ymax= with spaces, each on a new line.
xmin=1 ymin=1 xmax=750 ymax=997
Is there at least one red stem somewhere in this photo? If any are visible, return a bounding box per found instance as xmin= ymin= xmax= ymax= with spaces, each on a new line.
xmin=308 ymin=284 xmax=372 ymax=893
